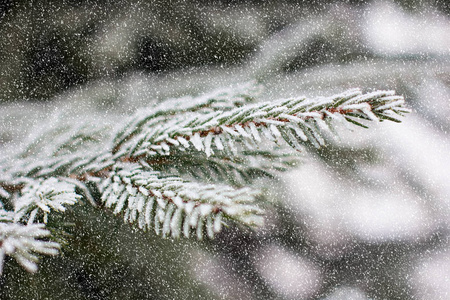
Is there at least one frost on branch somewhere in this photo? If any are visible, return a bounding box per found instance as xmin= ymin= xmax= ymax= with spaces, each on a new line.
xmin=114 ymin=88 xmax=409 ymax=159
xmin=0 ymin=223 xmax=60 ymax=274
xmin=100 ymin=164 xmax=263 ymax=240
xmin=0 ymin=83 xmax=409 ymax=275
xmin=14 ymin=178 xmax=81 ymax=224
xmin=112 ymin=81 xmax=262 ymax=155
xmin=1 ymin=119 xmax=113 ymax=179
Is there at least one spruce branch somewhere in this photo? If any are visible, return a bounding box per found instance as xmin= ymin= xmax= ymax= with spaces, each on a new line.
xmin=113 ymin=81 xmax=261 ymax=154
xmin=100 ymin=163 xmax=263 ymax=240
xmin=0 ymin=223 xmax=60 ymax=274
xmin=13 ymin=178 xmax=81 ymax=224
xmin=0 ymin=119 xmax=114 ymax=180
xmin=114 ymin=88 xmax=409 ymax=160
xmin=0 ymin=83 xmax=409 ymax=275
xmin=19 ymin=123 xmax=106 ymax=159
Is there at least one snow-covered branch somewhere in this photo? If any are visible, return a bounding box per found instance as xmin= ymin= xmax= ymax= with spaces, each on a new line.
xmin=100 ymin=163 xmax=263 ymax=239
xmin=0 ymin=223 xmax=60 ymax=274
xmin=114 ymin=88 xmax=409 ymax=159
xmin=0 ymin=83 xmax=409 ymax=275
xmin=14 ymin=178 xmax=81 ymax=224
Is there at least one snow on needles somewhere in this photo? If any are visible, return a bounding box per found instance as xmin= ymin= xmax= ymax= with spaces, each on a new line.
xmin=0 ymin=223 xmax=60 ymax=274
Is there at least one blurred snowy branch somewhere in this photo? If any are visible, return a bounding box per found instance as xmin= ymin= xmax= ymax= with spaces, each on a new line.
xmin=0 ymin=223 xmax=60 ymax=274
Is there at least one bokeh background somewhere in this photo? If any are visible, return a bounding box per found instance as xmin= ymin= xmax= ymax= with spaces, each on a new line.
xmin=1 ymin=0 xmax=450 ymax=299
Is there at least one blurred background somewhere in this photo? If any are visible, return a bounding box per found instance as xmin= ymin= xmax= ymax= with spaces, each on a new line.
xmin=1 ymin=0 xmax=450 ymax=299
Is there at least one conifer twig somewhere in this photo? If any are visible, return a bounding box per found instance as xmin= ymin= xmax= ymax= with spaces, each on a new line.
xmin=0 ymin=83 xmax=409 ymax=275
